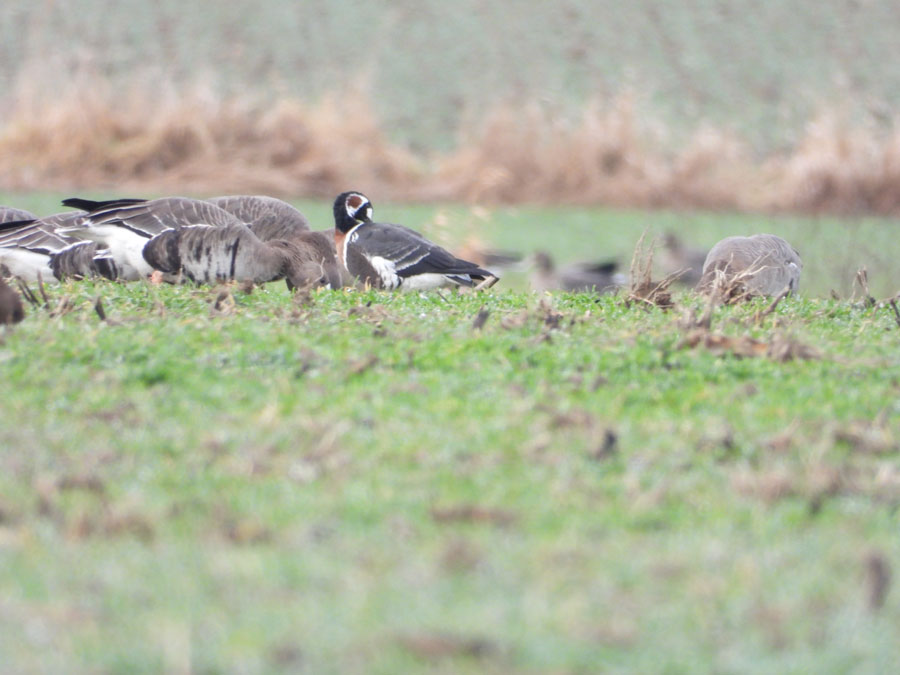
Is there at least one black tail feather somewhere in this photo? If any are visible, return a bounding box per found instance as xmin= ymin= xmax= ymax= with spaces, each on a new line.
xmin=62 ymin=197 xmax=147 ymax=213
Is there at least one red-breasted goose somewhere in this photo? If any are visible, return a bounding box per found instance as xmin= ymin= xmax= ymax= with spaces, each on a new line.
xmin=332 ymin=191 xmax=496 ymax=290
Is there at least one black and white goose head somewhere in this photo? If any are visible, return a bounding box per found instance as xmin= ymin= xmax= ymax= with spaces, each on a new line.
xmin=333 ymin=191 xmax=373 ymax=234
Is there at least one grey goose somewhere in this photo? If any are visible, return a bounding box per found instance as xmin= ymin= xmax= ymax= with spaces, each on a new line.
xmin=0 ymin=206 xmax=38 ymax=224
xmin=143 ymin=223 xmax=343 ymax=289
xmin=59 ymin=197 xmax=239 ymax=279
xmin=207 ymin=196 xmax=310 ymax=240
xmin=332 ymin=191 xmax=496 ymax=290
xmin=697 ymin=234 xmax=802 ymax=296
xmin=61 ymin=197 xmax=340 ymax=288
xmin=0 ymin=211 xmax=119 ymax=282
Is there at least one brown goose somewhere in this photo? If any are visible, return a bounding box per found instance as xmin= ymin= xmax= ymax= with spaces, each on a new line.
xmin=333 ymin=191 xmax=495 ymax=290
xmin=142 ymin=223 xmax=343 ymax=289
xmin=207 ymin=196 xmax=310 ymax=240
xmin=697 ymin=234 xmax=802 ymax=296
xmin=0 ymin=276 xmax=25 ymax=324
xmin=530 ymin=251 xmax=625 ymax=294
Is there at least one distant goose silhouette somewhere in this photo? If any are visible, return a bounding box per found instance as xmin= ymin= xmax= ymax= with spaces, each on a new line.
xmin=660 ymin=231 xmax=707 ymax=286
xmin=332 ymin=191 xmax=495 ymax=290
xmin=530 ymin=251 xmax=625 ymax=294
xmin=697 ymin=234 xmax=802 ymax=296
xmin=142 ymin=222 xmax=343 ymax=289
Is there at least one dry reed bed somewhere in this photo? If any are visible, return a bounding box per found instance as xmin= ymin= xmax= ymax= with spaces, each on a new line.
xmin=2 ymin=84 xmax=900 ymax=214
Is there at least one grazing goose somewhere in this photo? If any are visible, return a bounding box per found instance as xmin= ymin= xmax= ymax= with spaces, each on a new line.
xmin=530 ymin=251 xmax=626 ymax=294
xmin=0 ymin=276 xmax=25 ymax=324
xmin=207 ymin=196 xmax=310 ymax=240
xmin=0 ymin=206 xmax=38 ymax=224
xmin=59 ymin=197 xmax=245 ymax=279
xmin=0 ymin=212 xmax=119 ymax=281
xmin=142 ymin=222 xmax=343 ymax=289
xmin=332 ymin=191 xmax=495 ymax=290
xmin=697 ymin=234 xmax=802 ymax=296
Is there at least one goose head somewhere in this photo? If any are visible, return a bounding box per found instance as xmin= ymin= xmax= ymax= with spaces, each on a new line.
xmin=332 ymin=191 xmax=373 ymax=234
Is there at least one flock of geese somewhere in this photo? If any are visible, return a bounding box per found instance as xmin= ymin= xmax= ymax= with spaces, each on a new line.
xmin=0 ymin=189 xmax=802 ymax=324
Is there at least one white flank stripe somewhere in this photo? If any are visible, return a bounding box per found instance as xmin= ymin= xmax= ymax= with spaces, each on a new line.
xmin=0 ymin=248 xmax=55 ymax=282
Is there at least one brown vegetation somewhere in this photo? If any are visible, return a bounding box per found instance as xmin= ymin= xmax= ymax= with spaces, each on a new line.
xmin=2 ymin=81 xmax=900 ymax=215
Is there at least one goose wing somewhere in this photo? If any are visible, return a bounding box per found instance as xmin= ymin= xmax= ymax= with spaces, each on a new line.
xmin=0 ymin=212 xmax=84 ymax=253
xmin=352 ymin=223 xmax=492 ymax=282
xmin=63 ymin=197 xmax=242 ymax=238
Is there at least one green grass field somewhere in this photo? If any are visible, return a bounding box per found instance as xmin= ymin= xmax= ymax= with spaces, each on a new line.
xmin=2 ymin=197 xmax=900 ymax=672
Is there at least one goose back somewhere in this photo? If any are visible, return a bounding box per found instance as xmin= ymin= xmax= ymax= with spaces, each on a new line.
xmin=208 ymin=196 xmax=310 ymax=240
xmin=698 ymin=234 xmax=802 ymax=295
xmin=0 ymin=206 xmax=38 ymax=224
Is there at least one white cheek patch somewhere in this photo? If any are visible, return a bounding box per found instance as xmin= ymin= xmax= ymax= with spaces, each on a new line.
xmin=364 ymin=207 xmax=373 ymax=221
xmin=345 ymin=194 xmax=367 ymax=221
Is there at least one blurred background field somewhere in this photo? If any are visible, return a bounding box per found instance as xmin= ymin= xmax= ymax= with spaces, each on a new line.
xmin=3 ymin=1 xmax=900 ymax=214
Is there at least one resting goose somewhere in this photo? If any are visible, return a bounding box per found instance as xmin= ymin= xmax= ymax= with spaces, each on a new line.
xmin=142 ymin=222 xmax=343 ymax=289
xmin=697 ymin=234 xmax=802 ymax=296
xmin=332 ymin=191 xmax=495 ymax=290
xmin=207 ymin=196 xmax=310 ymax=240
xmin=530 ymin=251 xmax=625 ymax=294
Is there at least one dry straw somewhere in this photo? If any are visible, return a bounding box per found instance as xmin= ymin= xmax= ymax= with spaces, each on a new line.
xmin=2 ymin=77 xmax=900 ymax=215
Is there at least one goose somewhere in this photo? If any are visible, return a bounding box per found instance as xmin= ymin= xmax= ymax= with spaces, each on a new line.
xmin=0 ymin=276 xmax=25 ymax=324
xmin=142 ymin=222 xmax=343 ymax=289
xmin=660 ymin=231 xmax=707 ymax=286
xmin=207 ymin=196 xmax=310 ymax=240
xmin=58 ymin=197 xmax=245 ymax=279
xmin=530 ymin=251 xmax=626 ymax=294
xmin=697 ymin=234 xmax=802 ymax=296
xmin=0 ymin=212 xmax=120 ymax=282
xmin=332 ymin=191 xmax=496 ymax=290
xmin=0 ymin=206 xmax=38 ymax=223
